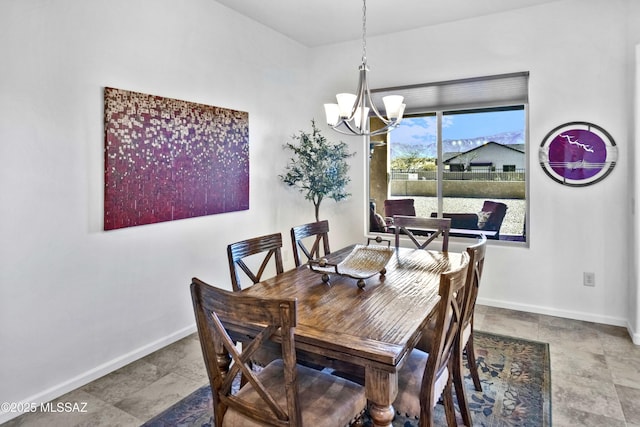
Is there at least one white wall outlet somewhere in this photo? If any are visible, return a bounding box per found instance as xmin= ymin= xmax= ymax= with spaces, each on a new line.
xmin=583 ymin=272 xmax=595 ymax=287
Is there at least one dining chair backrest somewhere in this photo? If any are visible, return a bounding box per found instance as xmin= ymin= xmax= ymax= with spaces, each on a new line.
xmin=190 ymin=277 xmax=367 ymax=427
xmin=427 ymin=252 xmax=469 ymax=391
xmin=392 ymin=252 xmax=470 ymax=426
xmin=190 ymin=277 xmax=302 ymax=426
xmin=290 ymin=220 xmax=330 ymax=267
xmin=416 ymin=252 xmax=469 ymax=424
xmin=455 ymin=233 xmax=488 ymax=398
xmin=227 ymin=233 xmax=284 ymax=292
xmin=394 ymin=215 xmax=451 ymax=251
xmin=461 ymin=234 xmax=487 ymax=334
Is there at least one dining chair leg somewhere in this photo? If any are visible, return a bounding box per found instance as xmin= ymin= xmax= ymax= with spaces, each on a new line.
xmin=465 ymin=331 xmax=483 ymax=392
xmin=442 ymin=374 xmax=458 ymax=427
xmin=452 ymin=346 xmax=473 ymax=427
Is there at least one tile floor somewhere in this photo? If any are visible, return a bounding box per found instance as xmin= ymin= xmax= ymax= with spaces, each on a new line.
xmin=3 ymin=305 xmax=640 ymax=426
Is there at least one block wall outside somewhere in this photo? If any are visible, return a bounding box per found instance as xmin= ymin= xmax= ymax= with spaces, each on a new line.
xmin=390 ymin=180 xmax=526 ymax=199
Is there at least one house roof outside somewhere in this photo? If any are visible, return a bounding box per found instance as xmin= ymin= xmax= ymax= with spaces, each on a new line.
xmin=444 ymin=141 xmax=525 ymax=163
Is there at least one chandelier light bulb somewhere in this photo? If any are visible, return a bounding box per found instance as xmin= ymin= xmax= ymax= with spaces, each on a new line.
xmin=336 ymin=93 xmax=357 ymax=118
xmin=323 ymin=104 xmax=340 ymax=126
xmin=382 ymin=95 xmax=406 ymax=120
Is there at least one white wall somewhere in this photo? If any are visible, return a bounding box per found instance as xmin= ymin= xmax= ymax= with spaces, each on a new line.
xmin=631 ymin=43 xmax=640 ymax=345
xmin=626 ymin=0 xmax=640 ymax=351
xmin=311 ymin=0 xmax=638 ymax=338
xmin=0 ymin=0 xmax=335 ymax=421
xmin=2 ymin=0 xmax=640 ymax=423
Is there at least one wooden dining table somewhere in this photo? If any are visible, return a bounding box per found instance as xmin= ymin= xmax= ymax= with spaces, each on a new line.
xmin=229 ymin=243 xmax=463 ymax=427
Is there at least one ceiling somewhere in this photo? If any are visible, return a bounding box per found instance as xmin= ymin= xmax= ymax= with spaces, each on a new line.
xmin=213 ymin=0 xmax=563 ymax=47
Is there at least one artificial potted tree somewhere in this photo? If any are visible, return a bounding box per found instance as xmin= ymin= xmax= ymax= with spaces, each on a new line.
xmin=280 ymin=120 xmax=355 ymax=221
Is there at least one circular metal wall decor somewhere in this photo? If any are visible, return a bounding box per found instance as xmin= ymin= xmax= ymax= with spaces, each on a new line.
xmin=539 ymin=121 xmax=617 ymax=187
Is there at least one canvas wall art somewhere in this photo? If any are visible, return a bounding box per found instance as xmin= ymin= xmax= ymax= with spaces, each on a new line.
xmin=539 ymin=121 xmax=617 ymax=187
xmin=104 ymin=87 xmax=249 ymax=230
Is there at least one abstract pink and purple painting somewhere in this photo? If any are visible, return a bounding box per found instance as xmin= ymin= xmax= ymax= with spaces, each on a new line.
xmin=104 ymin=88 xmax=249 ymax=230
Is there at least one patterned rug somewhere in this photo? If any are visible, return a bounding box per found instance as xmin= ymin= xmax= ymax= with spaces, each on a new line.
xmin=141 ymin=331 xmax=550 ymax=427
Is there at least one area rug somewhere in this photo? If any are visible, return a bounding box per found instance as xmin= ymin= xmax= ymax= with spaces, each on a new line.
xmin=141 ymin=331 xmax=550 ymax=427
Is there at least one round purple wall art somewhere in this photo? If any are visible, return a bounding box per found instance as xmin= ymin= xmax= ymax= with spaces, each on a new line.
xmin=539 ymin=122 xmax=617 ymax=187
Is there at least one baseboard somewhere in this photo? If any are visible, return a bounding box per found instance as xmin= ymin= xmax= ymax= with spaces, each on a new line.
xmin=0 ymin=324 xmax=197 ymax=425
xmin=628 ymin=322 xmax=640 ymax=345
xmin=477 ymin=297 xmax=628 ymax=328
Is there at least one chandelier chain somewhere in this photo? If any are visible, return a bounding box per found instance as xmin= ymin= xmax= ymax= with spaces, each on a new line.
xmin=361 ymin=0 xmax=367 ymax=64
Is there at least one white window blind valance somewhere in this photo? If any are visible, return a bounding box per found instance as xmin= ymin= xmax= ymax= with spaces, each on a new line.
xmin=371 ymin=72 xmax=529 ymax=115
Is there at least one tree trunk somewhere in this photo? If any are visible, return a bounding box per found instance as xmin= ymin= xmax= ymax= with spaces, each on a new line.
xmin=313 ymin=194 xmax=323 ymax=222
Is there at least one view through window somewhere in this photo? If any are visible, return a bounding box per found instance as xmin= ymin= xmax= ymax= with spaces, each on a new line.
xmin=369 ymin=106 xmax=527 ymax=242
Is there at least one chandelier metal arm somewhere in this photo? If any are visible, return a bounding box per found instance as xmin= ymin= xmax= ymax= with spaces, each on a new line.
xmin=329 ymin=119 xmax=400 ymax=137
xmin=337 ymin=120 xmax=364 ymax=135
xmin=362 ymin=71 xmax=395 ymax=126
xmin=336 ymin=65 xmax=400 ymax=130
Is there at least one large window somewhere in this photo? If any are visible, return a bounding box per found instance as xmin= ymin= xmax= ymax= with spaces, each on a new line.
xmin=368 ymin=73 xmax=528 ymax=243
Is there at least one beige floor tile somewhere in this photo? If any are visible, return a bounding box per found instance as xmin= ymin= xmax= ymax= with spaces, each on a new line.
xmin=477 ymin=312 xmax=539 ymax=341
xmin=616 ymin=384 xmax=640 ymax=424
xmin=552 ymin=371 xmax=625 ymax=421
xmin=605 ymin=352 xmax=640 ymax=389
xmin=114 ymin=372 xmax=203 ymax=422
xmin=549 ymin=345 xmax=611 ymax=382
xmin=539 ymin=323 xmax=604 ymax=355
xmin=483 ymin=306 xmax=540 ymax=323
xmin=81 ymin=358 xmax=164 ymax=404
xmin=474 ymin=303 xmax=489 ymax=314
xmin=471 ymin=311 xmax=485 ymax=328
xmin=538 ymin=313 xmax=596 ymax=332
xmin=73 ymin=404 xmax=141 ymax=427
xmin=592 ymin=322 xmax=631 ymax=337
xmin=141 ymin=336 xmax=204 ymax=377
xmin=552 ymin=405 xmax=626 ymax=427
xmin=598 ymin=325 xmax=640 ymax=357
xmin=168 ymin=342 xmax=208 ymax=384
xmin=172 ymin=362 xmax=209 ymax=385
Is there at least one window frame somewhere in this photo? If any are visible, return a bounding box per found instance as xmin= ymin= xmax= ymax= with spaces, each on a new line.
xmin=367 ymin=73 xmax=529 ymax=245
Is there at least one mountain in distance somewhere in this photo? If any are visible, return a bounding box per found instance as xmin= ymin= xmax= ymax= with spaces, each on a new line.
xmin=390 ymin=130 xmax=525 ymax=159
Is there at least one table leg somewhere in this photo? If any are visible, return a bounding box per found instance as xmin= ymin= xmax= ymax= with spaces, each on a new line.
xmin=369 ymin=403 xmax=395 ymax=426
xmin=365 ymin=367 xmax=397 ymax=427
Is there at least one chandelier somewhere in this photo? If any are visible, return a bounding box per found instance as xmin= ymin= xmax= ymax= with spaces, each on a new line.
xmin=324 ymin=0 xmax=406 ymax=137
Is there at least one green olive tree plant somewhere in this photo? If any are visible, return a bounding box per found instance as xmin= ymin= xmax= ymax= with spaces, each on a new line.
xmin=280 ymin=120 xmax=355 ymax=221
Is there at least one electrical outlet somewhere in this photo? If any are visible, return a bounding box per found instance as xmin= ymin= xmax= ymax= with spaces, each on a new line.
xmin=583 ymin=272 xmax=595 ymax=287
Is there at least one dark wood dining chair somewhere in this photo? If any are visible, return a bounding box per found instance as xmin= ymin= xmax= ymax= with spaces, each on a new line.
xmin=290 ymin=220 xmax=330 ymax=267
xmin=413 ymin=234 xmax=486 ymax=426
xmin=393 ymin=215 xmax=451 ymax=251
xmin=227 ymin=233 xmax=284 ymax=292
xmin=454 ymin=234 xmax=488 ymax=399
xmin=190 ymin=278 xmax=367 ymax=427
xmin=393 ymin=252 xmax=471 ymax=427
